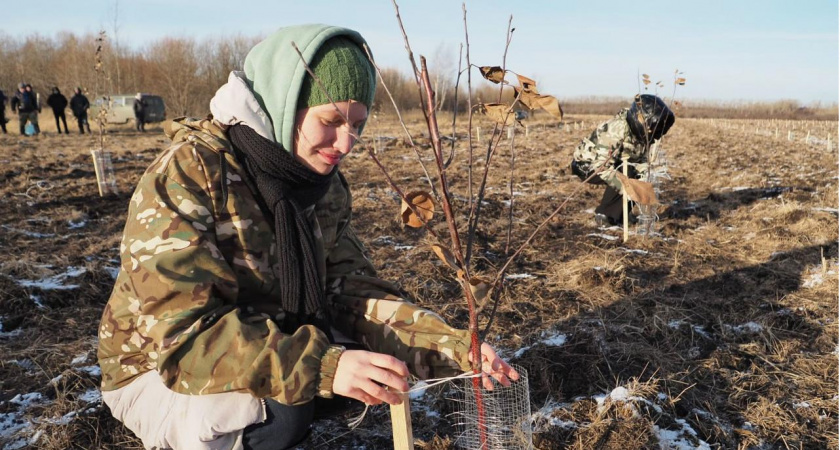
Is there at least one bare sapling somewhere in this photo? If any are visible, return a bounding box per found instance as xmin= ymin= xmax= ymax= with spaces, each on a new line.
xmin=628 ymin=71 xmax=687 ymax=236
xmin=294 ymin=2 xmax=574 ymax=446
xmin=90 ymin=30 xmax=118 ymax=197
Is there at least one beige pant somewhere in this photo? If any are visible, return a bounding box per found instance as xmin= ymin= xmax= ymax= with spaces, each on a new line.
xmin=101 ymin=371 xmax=266 ymax=450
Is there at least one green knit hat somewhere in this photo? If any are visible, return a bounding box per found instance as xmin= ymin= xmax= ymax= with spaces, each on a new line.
xmin=243 ymin=25 xmax=376 ymax=149
xmin=297 ymin=37 xmax=376 ymax=111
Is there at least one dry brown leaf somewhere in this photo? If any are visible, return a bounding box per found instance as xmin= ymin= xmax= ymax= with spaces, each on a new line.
xmin=478 ymin=103 xmax=516 ymax=126
xmin=534 ymin=94 xmax=563 ymax=119
xmin=615 ymin=173 xmax=658 ymax=205
xmin=467 ymin=276 xmax=492 ymax=303
xmin=519 ymin=91 xmax=563 ymax=120
xmin=431 ymin=244 xmax=461 ymax=271
xmin=400 ymin=191 xmax=435 ymax=228
xmin=516 ymin=74 xmax=537 ymax=92
xmin=479 ymin=66 xmax=506 ymax=84
xmin=676 ymin=77 xmax=687 ymax=85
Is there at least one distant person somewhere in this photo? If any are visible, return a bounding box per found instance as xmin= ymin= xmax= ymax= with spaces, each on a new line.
xmin=70 ymin=87 xmax=91 ymax=134
xmin=10 ymin=83 xmax=40 ymax=136
xmin=0 ymin=89 xmax=7 ymax=134
xmin=570 ymin=94 xmax=675 ymax=225
xmin=47 ymin=86 xmax=69 ymax=134
xmin=133 ymin=93 xmax=146 ymax=132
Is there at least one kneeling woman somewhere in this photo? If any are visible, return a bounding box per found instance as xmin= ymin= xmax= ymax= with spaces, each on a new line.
xmin=97 ymin=24 xmax=517 ymax=450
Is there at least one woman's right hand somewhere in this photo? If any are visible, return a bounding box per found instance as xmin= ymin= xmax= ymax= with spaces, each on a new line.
xmin=332 ymin=350 xmax=409 ymax=406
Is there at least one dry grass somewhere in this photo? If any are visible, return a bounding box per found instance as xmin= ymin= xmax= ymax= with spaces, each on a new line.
xmin=0 ymin=112 xmax=837 ymax=449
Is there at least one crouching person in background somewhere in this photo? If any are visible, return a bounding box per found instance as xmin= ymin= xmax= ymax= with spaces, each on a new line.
xmin=570 ymin=94 xmax=675 ymax=226
xmin=97 ymin=24 xmax=518 ymax=450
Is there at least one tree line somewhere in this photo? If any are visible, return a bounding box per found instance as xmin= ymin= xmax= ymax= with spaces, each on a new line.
xmin=1 ymin=32 xmax=834 ymax=121
xmin=0 ymin=31 xmax=511 ymax=118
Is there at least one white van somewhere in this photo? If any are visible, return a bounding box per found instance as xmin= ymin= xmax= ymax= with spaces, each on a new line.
xmin=90 ymin=94 xmax=166 ymax=124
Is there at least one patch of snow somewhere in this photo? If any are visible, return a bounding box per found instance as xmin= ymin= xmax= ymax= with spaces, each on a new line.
xmin=50 ymin=374 xmax=64 ymax=385
xmin=28 ymin=429 xmax=44 ymax=446
xmin=622 ymin=248 xmax=649 ymax=255
xmin=692 ymin=325 xmax=712 ymax=339
xmin=9 ymin=359 xmax=36 ymax=371
xmin=811 ymin=207 xmax=838 ymax=215
xmin=0 ymin=412 xmax=30 ymax=439
xmin=371 ymin=236 xmax=395 ymax=245
xmin=0 ymin=328 xmax=22 ymax=339
xmin=513 ymin=332 xmax=567 ymax=358
xmin=793 ymin=402 xmax=811 ymax=409
xmin=16 ymin=266 xmax=87 ymax=290
xmin=505 ymin=273 xmax=536 ymax=280
xmin=608 ymin=386 xmax=631 ymax=402
xmin=0 ymin=225 xmax=55 ymax=238
xmin=725 ymin=322 xmax=764 ymax=334
xmin=587 ymin=233 xmax=618 ymax=241
xmin=71 ymin=354 xmax=88 ymax=365
xmin=409 ymin=381 xmax=427 ymax=400
xmin=29 ymin=294 xmax=46 ymax=309
xmin=67 ymin=219 xmax=87 ymax=229
xmin=78 ymin=389 xmax=102 ymax=403
xmin=77 ymin=365 xmax=101 ymax=377
xmin=104 ymin=266 xmax=121 ymax=280
xmin=48 ymin=411 xmax=77 ymax=425
xmin=4 ymin=436 xmax=29 ymax=449
xmin=531 ymin=401 xmax=576 ymax=430
xmin=654 ymin=422 xmax=712 ymax=450
xmin=10 ymin=393 xmax=44 ymax=408
xmin=803 ymin=266 xmax=836 ymax=288
xmin=393 ymin=245 xmax=414 ymax=251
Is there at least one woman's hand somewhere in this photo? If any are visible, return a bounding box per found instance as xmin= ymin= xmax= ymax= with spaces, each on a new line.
xmin=332 ymin=350 xmax=409 ymax=406
xmin=469 ymin=342 xmax=520 ymax=390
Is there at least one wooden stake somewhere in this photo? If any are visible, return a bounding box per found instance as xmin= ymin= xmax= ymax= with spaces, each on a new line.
xmin=622 ymin=155 xmax=629 ymax=243
xmin=390 ymin=394 xmax=413 ymax=450
xmin=90 ymin=149 xmax=105 ymax=197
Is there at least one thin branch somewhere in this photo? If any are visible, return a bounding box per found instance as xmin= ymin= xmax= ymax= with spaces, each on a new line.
xmin=465 ymin=89 xmax=523 ymax=267
xmin=361 ymin=43 xmax=438 ymax=197
xmin=443 ymin=43 xmax=464 ymax=169
xmin=504 ymin=128 xmax=516 ymax=255
xmin=290 ymin=42 xmax=445 ymax=244
xmin=462 ymin=3 xmax=475 ymax=213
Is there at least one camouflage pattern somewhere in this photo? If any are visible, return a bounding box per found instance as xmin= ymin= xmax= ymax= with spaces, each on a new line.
xmin=572 ymin=109 xmax=652 ymax=191
xmin=98 ymin=117 xmax=471 ymax=406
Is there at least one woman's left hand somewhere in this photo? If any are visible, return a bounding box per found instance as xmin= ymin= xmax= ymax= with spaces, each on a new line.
xmin=468 ymin=342 xmax=520 ymax=390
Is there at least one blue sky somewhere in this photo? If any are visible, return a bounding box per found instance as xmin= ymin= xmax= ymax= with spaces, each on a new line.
xmin=8 ymin=0 xmax=839 ymax=104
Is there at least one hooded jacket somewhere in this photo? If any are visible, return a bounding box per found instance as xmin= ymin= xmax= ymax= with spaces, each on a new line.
xmin=571 ymin=109 xmax=654 ymax=190
xmin=98 ymin=25 xmax=471 ymax=407
xmin=47 ymin=89 xmax=68 ymax=112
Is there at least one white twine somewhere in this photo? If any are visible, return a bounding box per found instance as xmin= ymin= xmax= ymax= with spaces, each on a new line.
xmin=346 ymin=371 xmax=482 ymax=428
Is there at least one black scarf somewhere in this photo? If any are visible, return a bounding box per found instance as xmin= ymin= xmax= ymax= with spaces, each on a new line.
xmin=227 ymin=123 xmax=334 ymax=338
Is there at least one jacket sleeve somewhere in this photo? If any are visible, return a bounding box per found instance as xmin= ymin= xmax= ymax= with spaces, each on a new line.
xmin=572 ymin=119 xmax=626 ymax=191
xmin=117 ymin=154 xmax=339 ymax=405
xmin=321 ymin=183 xmax=472 ymax=379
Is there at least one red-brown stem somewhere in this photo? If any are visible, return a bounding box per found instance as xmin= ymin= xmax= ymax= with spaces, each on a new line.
xmin=420 ymin=55 xmax=487 ymax=449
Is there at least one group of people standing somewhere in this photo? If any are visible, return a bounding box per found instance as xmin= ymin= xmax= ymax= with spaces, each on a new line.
xmin=0 ymin=83 xmax=91 ymax=136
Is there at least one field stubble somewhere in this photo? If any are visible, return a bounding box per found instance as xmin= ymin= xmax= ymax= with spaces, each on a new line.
xmin=0 ymin=113 xmax=837 ymax=449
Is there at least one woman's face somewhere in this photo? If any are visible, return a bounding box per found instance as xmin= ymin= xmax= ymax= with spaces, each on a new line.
xmin=293 ymin=100 xmax=368 ymax=175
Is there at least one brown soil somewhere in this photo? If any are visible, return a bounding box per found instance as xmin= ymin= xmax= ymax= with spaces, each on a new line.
xmin=0 ymin=113 xmax=837 ymax=449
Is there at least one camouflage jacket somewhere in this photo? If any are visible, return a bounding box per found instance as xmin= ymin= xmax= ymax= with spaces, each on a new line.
xmin=98 ymin=117 xmax=472 ymax=405
xmin=572 ymin=109 xmax=652 ymax=191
